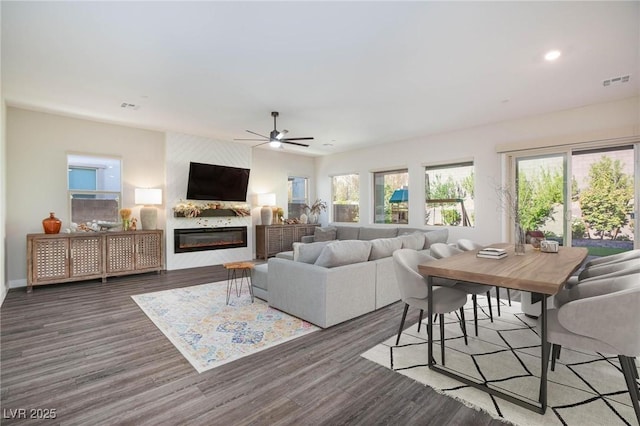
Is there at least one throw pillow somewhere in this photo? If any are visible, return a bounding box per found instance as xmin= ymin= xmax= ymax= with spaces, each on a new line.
xmin=423 ymin=229 xmax=449 ymax=249
xmin=335 ymin=226 xmax=360 ymax=240
xmin=369 ymin=237 xmax=403 ymax=260
xmin=293 ymin=240 xmax=333 ymax=264
xmin=398 ymin=233 xmax=425 ymax=250
xmin=314 ymin=226 xmax=338 ymax=242
xmin=314 ymin=240 xmax=372 ymax=268
xmin=358 ymin=226 xmax=399 ymax=241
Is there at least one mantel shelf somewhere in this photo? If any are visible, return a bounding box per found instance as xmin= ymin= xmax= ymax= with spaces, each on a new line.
xmin=173 ymin=209 xmax=248 ymax=218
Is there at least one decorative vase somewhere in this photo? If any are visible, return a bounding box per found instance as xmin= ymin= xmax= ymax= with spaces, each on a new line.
xmin=299 ymin=213 xmax=308 ymax=224
xmin=122 ymin=219 xmax=130 ymax=231
xmin=308 ymin=212 xmax=318 ymax=224
xmin=42 ymin=212 xmax=62 ymax=234
xmin=514 ymin=223 xmax=526 ymax=255
xmin=260 ymin=206 xmax=273 ymax=225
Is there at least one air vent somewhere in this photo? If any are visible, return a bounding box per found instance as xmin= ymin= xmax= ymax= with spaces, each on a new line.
xmin=603 ymin=75 xmax=630 ymax=87
xmin=120 ymin=102 xmax=140 ymax=110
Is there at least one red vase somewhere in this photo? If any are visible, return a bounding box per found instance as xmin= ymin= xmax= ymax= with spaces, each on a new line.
xmin=42 ymin=212 xmax=62 ymax=234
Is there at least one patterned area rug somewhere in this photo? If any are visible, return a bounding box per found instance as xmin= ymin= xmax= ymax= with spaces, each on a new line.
xmin=132 ymin=281 xmax=318 ymax=373
xmin=361 ymin=297 xmax=639 ymax=426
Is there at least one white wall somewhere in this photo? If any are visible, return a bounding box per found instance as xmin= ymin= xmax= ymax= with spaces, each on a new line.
xmin=316 ymin=96 xmax=640 ymax=245
xmin=6 ymin=107 xmax=166 ymax=287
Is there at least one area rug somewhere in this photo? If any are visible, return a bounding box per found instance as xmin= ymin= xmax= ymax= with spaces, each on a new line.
xmin=361 ymin=297 xmax=639 ymax=426
xmin=132 ymin=281 xmax=318 ymax=373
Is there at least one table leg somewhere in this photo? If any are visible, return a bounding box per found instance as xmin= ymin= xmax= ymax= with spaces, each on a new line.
xmin=539 ymin=293 xmax=548 ymax=412
xmin=226 ymin=268 xmax=233 ymax=305
xmin=428 ymin=275 xmax=434 ymax=368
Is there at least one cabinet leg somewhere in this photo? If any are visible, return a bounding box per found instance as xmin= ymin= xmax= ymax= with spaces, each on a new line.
xmin=27 ymin=285 xmax=33 ymax=293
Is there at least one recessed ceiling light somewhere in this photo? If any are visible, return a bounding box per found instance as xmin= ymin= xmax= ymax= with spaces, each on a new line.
xmin=544 ymin=50 xmax=561 ymax=61
xmin=323 ymin=143 xmax=334 ymax=147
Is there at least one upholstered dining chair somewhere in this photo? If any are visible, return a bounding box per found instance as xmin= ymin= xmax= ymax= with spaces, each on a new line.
xmin=457 ymin=238 xmax=512 ymax=309
xmin=583 ymin=249 xmax=640 ymax=268
xmin=539 ymin=273 xmax=640 ymax=423
xmin=392 ymin=249 xmax=468 ymax=366
xmin=429 ymin=243 xmax=494 ymax=336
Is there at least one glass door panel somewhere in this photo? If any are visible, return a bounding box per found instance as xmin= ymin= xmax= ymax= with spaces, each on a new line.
xmin=515 ymin=154 xmax=567 ymax=245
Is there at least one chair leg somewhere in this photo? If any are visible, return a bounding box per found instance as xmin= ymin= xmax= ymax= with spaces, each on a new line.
xmin=459 ymin=307 xmax=468 ymax=345
xmin=396 ymin=303 xmax=409 ymax=346
xmin=439 ymin=313 xmax=446 ymax=366
xmin=472 ymin=294 xmax=479 ymax=336
xmin=486 ymin=291 xmax=494 ymax=323
xmin=417 ymin=309 xmax=424 ymax=333
xmin=507 ymin=288 xmax=512 ymax=306
xmin=495 ymin=286 xmax=501 ymax=316
xmin=551 ymin=344 xmax=561 ymax=371
xmin=619 ymin=355 xmax=640 ymax=423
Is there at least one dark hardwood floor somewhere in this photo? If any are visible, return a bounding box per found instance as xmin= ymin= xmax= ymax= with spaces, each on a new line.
xmin=1 ymin=266 xmax=510 ymax=425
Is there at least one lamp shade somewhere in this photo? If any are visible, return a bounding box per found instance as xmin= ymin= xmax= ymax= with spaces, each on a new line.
xmin=256 ymin=193 xmax=276 ymax=207
xmin=135 ymin=188 xmax=162 ymax=205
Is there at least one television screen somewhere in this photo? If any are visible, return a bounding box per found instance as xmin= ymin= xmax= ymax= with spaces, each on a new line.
xmin=186 ymin=162 xmax=250 ymax=201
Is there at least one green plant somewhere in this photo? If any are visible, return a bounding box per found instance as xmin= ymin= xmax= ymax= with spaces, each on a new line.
xmin=571 ymin=219 xmax=586 ymax=239
xmin=442 ymin=209 xmax=461 ymax=226
xmin=579 ymin=156 xmax=633 ymax=239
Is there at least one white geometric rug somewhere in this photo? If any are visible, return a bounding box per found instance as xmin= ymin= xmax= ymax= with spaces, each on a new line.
xmin=132 ymin=281 xmax=318 ymax=373
xmin=361 ymin=298 xmax=639 ymax=426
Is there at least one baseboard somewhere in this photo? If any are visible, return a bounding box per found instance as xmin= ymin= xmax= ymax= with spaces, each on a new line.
xmin=9 ymin=279 xmax=27 ymax=289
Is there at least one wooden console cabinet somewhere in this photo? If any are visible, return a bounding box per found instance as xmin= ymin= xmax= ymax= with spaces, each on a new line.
xmin=27 ymin=230 xmax=163 ymax=292
xmin=255 ymin=224 xmax=319 ymax=259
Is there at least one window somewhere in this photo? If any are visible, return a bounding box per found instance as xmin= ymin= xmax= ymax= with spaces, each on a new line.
xmin=67 ymin=154 xmax=121 ymax=224
xmin=287 ymin=176 xmax=308 ymax=219
xmin=332 ymin=174 xmax=359 ymax=223
xmin=425 ymin=161 xmax=474 ymax=227
xmin=373 ymin=169 xmax=409 ymax=224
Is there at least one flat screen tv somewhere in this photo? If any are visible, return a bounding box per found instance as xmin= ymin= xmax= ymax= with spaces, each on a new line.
xmin=186 ymin=162 xmax=250 ymax=201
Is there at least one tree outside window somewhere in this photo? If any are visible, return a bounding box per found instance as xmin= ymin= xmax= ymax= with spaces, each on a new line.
xmin=332 ymin=174 xmax=359 ymax=223
xmin=374 ymin=169 xmax=408 ymax=224
xmin=425 ymin=162 xmax=474 ymax=227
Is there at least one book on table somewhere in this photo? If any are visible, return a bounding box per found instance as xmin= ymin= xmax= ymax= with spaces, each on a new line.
xmin=476 ymin=247 xmax=508 ymax=259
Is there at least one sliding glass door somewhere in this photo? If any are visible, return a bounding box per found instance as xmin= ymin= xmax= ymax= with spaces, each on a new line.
xmin=511 ymin=143 xmax=637 ymax=255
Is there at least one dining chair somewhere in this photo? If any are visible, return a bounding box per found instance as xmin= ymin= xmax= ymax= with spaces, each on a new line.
xmin=539 ymin=273 xmax=640 ymax=423
xmin=583 ymin=249 xmax=640 ymax=268
xmin=430 ymin=243 xmax=494 ymax=336
xmin=392 ymin=249 xmax=469 ymax=366
xmin=457 ymin=238 xmax=512 ymax=309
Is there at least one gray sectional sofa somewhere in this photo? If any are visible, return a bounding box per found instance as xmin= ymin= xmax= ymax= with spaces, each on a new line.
xmin=257 ymin=225 xmax=448 ymax=328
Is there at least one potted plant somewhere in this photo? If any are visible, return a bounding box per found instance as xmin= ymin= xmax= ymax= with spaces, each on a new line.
xmin=303 ymin=199 xmax=327 ymax=224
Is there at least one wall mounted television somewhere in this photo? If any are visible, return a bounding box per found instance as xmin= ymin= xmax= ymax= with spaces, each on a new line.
xmin=186 ymin=162 xmax=250 ymax=201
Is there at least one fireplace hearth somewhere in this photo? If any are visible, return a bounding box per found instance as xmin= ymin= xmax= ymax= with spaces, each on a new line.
xmin=174 ymin=227 xmax=247 ymax=253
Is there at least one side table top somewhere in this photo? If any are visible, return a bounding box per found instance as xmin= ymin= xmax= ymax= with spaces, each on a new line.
xmin=223 ymin=262 xmax=255 ymax=270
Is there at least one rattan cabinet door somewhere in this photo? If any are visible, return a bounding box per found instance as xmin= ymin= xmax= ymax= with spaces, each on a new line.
xmin=135 ymin=232 xmax=162 ymax=270
xmin=69 ymin=235 xmax=103 ymax=278
xmin=31 ymin=237 xmax=69 ymax=283
xmin=266 ymin=227 xmax=283 ymax=257
xmin=281 ymin=226 xmax=296 ymax=252
xmin=105 ymin=234 xmax=135 ymax=273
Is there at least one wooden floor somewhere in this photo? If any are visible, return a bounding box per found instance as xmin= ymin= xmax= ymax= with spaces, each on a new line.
xmin=1 ymin=266 xmax=511 ymax=425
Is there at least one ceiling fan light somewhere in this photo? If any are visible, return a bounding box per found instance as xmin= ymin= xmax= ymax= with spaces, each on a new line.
xmin=270 ymin=140 xmax=282 ymax=148
xmin=276 ymin=129 xmax=288 ymax=140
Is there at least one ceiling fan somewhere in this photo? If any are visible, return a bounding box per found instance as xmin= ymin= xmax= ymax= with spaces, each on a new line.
xmin=235 ymin=111 xmax=313 ymax=148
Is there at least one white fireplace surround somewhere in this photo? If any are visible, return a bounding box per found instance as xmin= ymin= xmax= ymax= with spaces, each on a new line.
xmin=165 ymin=132 xmax=253 ymax=271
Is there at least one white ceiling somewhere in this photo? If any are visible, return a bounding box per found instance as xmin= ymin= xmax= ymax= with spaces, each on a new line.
xmin=2 ymin=1 xmax=639 ymax=156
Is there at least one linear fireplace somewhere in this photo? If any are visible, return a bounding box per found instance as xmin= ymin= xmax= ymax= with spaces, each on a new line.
xmin=174 ymin=227 xmax=247 ymax=253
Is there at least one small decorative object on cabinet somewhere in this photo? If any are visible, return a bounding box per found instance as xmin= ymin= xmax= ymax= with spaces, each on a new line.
xmin=42 ymin=212 xmax=62 ymax=234
xmin=26 ymin=230 xmax=163 ymax=292
xmin=255 ymin=224 xmax=319 ymax=259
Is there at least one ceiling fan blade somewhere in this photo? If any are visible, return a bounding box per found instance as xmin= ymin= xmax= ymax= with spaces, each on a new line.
xmin=282 ymin=140 xmax=310 ymax=147
xmin=234 ymin=138 xmax=268 ymax=141
xmin=245 ymin=130 xmax=269 ymax=139
xmin=282 ymin=137 xmax=314 ymax=141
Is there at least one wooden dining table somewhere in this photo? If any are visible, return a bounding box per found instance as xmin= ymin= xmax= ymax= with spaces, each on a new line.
xmin=418 ymin=242 xmax=588 ymax=414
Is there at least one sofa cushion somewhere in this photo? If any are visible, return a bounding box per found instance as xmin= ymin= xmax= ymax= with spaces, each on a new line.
xmin=424 ymin=229 xmax=449 ymax=249
xmin=399 ymin=232 xmax=426 ymax=250
xmin=358 ymin=226 xmax=399 ymax=241
xmin=315 ymin=240 xmax=372 ymax=268
xmin=293 ymin=240 xmax=332 ymax=264
xmin=314 ymin=226 xmax=337 ymax=242
xmin=369 ymin=237 xmax=403 ymax=260
xmin=335 ymin=226 xmax=360 ymax=240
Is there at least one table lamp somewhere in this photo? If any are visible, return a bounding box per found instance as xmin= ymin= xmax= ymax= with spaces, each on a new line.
xmin=135 ymin=188 xmax=163 ymax=230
